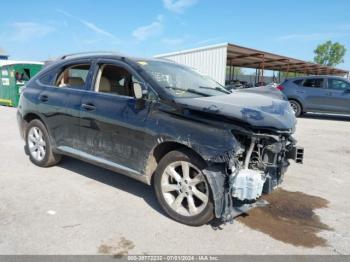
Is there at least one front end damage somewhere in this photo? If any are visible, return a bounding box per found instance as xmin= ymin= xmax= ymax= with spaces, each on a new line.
xmin=203 ymin=131 xmax=304 ymax=222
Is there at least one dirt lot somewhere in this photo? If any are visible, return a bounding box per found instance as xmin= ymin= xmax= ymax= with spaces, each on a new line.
xmin=0 ymin=106 xmax=349 ymax=255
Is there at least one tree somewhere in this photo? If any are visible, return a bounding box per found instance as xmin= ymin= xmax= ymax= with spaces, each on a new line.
xmin=280 ymin=71 xmax=305 ymax=78
xmin=233 ymin=67 xmax=245 ymax=76
xmin=314 ymin=41 xmax=346 ymax=67
xmin=226 ymin=66 xmax=245 ymax=80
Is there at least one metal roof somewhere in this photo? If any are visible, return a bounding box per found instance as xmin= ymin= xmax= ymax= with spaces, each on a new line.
xmin=0 ymin=60 xmax=44 ymax=67
xmin=226 ymin=43 xmax=348 ymax=76
xmin=155 ymin=42 xmax=348 ymax=76
xmin=154 ymin=43 xmax=229 ymax=58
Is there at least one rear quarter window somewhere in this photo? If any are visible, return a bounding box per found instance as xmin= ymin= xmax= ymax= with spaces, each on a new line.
xmin=38 ymin=73 xmax=54 ymax=85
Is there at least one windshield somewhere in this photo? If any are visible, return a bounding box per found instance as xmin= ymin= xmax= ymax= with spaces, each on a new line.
xmin=137 ymin=60 xmax=230 ymax=98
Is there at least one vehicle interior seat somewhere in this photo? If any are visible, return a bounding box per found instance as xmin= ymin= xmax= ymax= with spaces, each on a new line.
xmin=112 ymin=75 xmax=130 ymax=96
xmin=68 ymin=77 xmax=85 ymax=87
xmin=99 ymin=77 xmax=112 ymax=93
xmin=97 ymin=65 xmax=136 ymax=97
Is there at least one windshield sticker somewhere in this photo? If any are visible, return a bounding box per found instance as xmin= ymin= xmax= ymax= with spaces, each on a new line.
xmin=137 ymin=61 xmax=148 ymax=66
xmin=1 ymin=70 xmax=8 ymax=76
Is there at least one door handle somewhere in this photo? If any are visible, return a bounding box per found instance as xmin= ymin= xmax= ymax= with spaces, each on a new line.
xmin=39 ymin=95 xmax=48 ymax=102
xmin=325 ymin=92 xmax=332 ymax=96
xmin=81 ymin=103 xmax=96 ymax=111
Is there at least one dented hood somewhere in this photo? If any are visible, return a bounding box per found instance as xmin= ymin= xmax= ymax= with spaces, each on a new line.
xmin=175 ymin=92 xmax=296 ymax=131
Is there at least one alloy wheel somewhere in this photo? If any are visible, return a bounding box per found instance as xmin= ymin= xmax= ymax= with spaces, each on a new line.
xmin=290 ymin=102 xmax=298 ymax=113
xmin=27 ymin=127 xmax=46 ymax=162
xmin=160 ymin=161 xmax=209 ymax=217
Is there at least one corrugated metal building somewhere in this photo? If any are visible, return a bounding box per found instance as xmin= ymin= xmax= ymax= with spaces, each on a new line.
xmin=155 ymin=43 xmax=228 ymax=85
xmin=155 ymin=43 xmax=349 ymax=86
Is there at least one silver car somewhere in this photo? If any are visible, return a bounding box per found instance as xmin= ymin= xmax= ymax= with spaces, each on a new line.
xmin=278 ymin=76 xmax=350 ymax=116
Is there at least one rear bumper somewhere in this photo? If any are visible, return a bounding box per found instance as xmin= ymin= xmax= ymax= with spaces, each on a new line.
xmin=16 ymin=110 xmax=26 ymax=140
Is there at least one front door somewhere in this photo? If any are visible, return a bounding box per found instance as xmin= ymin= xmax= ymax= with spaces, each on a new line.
xmin=301 ymin=78 xmax=330 ymax=112
xmin=79 ymin=60 xmax=154 ymax=174
xmin=325 ymin=78 xmax=350 ymax=114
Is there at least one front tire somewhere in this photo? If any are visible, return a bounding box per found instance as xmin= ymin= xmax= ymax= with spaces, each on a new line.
xmin=25 ymin=119 xmax=62 ymax=167
xmin=154 ymin=149 xmax=214 ymax=226
xmin=289 ymin=99 xmax=303 ymax=117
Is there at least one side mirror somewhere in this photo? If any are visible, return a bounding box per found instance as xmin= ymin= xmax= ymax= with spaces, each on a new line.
xmin=133 ymin=82 xmax=146 ymax=100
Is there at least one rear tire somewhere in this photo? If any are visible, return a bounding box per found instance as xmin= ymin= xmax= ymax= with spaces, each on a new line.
xmin=25 ymin=119 xmax=62 ymax=167
xmin=154 ymin=149 xmax=214 ymax=226
xmin=289 ymin=100 xmax=303 ymax=117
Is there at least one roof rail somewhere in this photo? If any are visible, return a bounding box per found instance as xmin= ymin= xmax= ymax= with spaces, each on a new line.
xmin=59 ymin=51 xmax=123 ymax=60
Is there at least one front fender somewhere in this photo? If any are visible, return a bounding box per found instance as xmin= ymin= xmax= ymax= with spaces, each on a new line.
xmin=153 ymin=111 xmax=239 ymax=163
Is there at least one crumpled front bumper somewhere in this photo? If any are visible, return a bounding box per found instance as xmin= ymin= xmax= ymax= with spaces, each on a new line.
xmin=203 ymin=165 xmax=263 ymax=221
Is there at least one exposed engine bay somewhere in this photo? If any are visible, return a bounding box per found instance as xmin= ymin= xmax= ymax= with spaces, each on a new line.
xmin=205 ymin=131 xmax=304 ymax=222
xmin=233 ymin=133 xmax=304 ymax=198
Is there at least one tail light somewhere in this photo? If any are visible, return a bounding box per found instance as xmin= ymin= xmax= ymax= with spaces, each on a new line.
xmin=277 ymin=85 xmax=284 ymax=91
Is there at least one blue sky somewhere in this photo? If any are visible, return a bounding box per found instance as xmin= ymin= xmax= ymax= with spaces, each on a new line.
xmin=1 ymin=0 xmax=350 ymax=70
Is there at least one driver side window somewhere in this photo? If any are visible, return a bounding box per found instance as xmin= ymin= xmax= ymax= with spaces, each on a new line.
xmin=95 ymin=64 xmax=137 ymax=97
xmin=328 ymin=79 xmax=350 ymax=90
xmin=95 ymin=64 xmax=158 ymax=100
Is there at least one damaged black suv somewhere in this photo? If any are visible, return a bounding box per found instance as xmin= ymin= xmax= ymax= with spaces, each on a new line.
xmin=17 ymin=52 xmax=303 ymax=226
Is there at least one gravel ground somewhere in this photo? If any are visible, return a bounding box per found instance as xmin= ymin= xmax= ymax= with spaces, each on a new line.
xmin=0 ymin=106 xmax=349 ymax=255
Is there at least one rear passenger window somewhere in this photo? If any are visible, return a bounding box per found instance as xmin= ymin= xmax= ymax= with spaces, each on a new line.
xmin=293 ymin=79 xmax=303 ymax=86
xmin=303 ymin=79 xmax=323 ymax=88
xmin=54 ymin=64 xmax=90 ymax=89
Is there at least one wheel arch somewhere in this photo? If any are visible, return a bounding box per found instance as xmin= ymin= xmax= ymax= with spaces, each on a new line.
xmin=22 ymin=112 xmax=56 ymax=148
xmin=145 ymin=141 xmax=207 ymax=185
xmin=21 ymin=112 xmax=45 ymax=135
xmin=23 ymin=112 xmax=45 ymax=124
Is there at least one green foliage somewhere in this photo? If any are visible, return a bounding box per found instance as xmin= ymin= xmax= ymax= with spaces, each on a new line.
xmin=234 ymin=67 xmax=245 ymax=75
xmin=226 ymin=66 xmax=245 ymax=79
xmin=314 ymin=41 xmax=346 ymax=67
xmin=280 ymin=72 xmax=305 ymax=78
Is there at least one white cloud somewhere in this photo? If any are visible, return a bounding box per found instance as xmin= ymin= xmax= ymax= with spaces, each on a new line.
xmin=57 ymin=9 xmax=119 ymax=43
xmin=132 ymin=15 xmax=163 ymax=41
xmin=163 ymin=0 xmax=198 ymax=14
xmin=3 ymin=22 xmax=55 ymax=42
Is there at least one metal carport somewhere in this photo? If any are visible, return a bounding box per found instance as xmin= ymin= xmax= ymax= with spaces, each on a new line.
xmin=155 ymin=43 xmax=349 ymax=85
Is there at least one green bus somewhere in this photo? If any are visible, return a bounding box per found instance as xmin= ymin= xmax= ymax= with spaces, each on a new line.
xmin=0 ymin=61 xmax=43 ymax=107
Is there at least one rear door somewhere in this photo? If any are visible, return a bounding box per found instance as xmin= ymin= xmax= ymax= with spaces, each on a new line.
xmin=39 ymin=60 xmax=93 ymax=150
xmin=325 ymin=78 xmax=350 ymax=113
